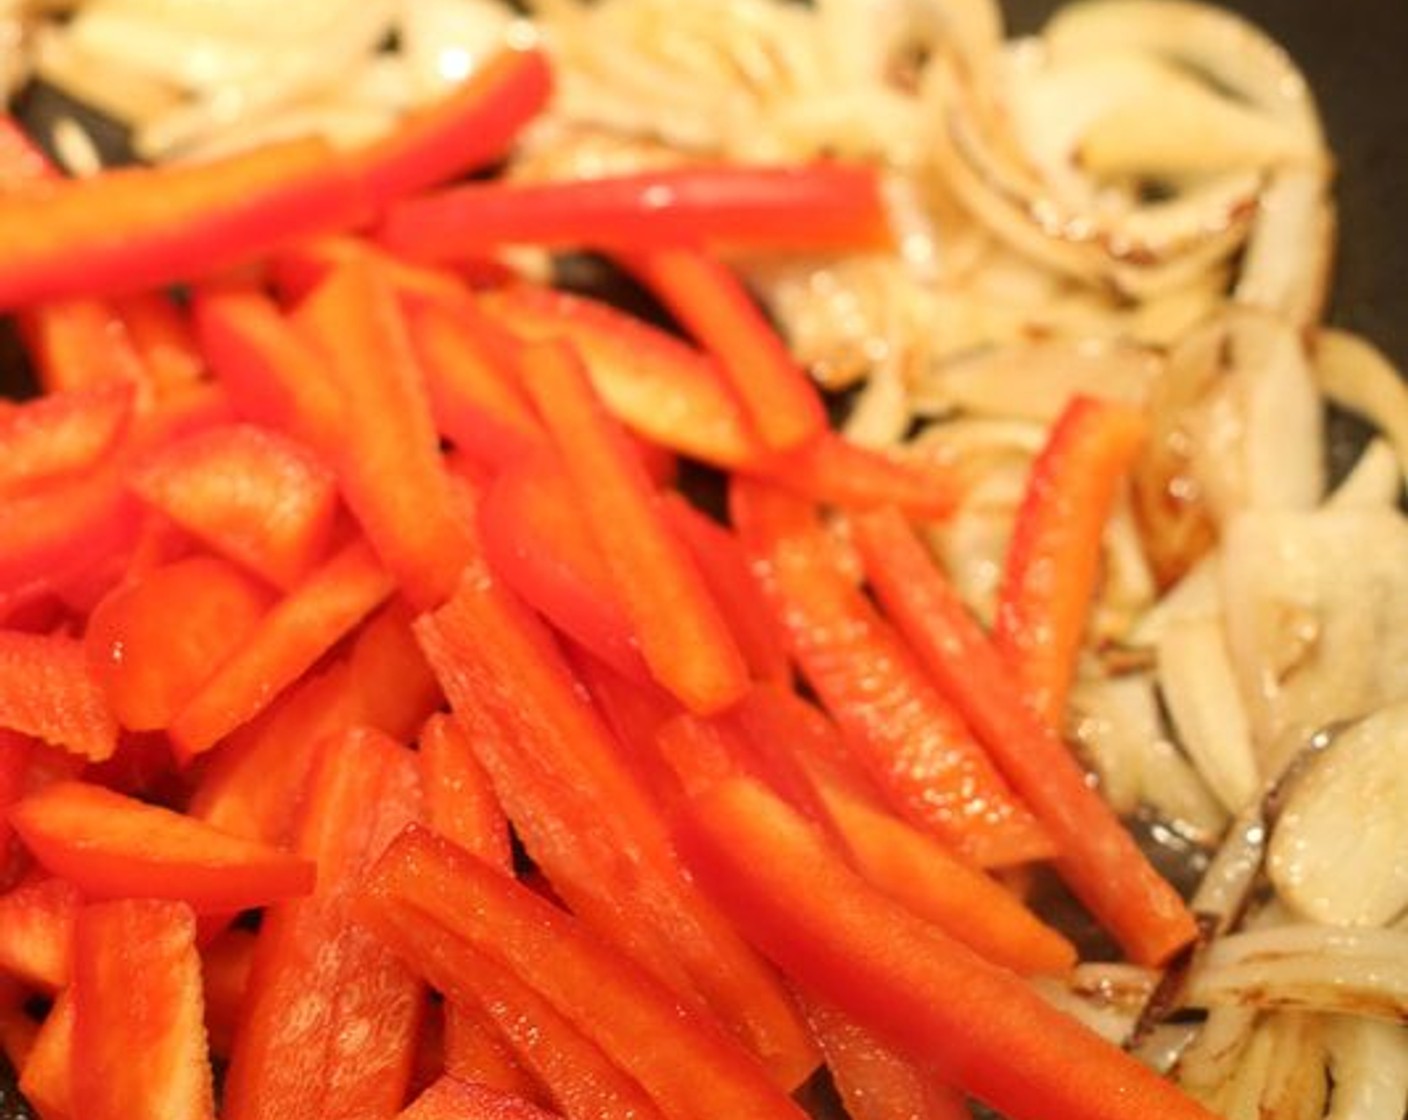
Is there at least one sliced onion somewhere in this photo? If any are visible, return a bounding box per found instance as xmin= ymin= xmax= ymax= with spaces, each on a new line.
xmin=1323 ymin=1016 xmax=1408 ymax=1120
xmin=1207 ymin=1012 xmax=1327 ymax=1120
xmin=1233 ymin=167 xmax=1335 ymax=329
xmin=919 ymin=338 xmax=1159 ymax=423
xmin=1220 ymin=508 xmax=1408 ymax=750
xmin=1326 ymin=439 xmax=1403 ymax=512
xmin=1314 ymin=328 xmax=1408 ymax=482
xmin=1156 ymin=612 xmax=1260 ymax=813
xmin=1173 ymin=1006 xmax=1258 ymax=1106
xmin=1267 ymin=700 xmax=1408 ymax=928
xmin=1185 ymin=924 xmax=1408 ymax=1020
xmin=399 ymin=0 xmax=523 ymax=100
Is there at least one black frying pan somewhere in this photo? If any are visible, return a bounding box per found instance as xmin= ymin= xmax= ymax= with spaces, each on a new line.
xmin=0 ymin=2 xmax=1404 ymax=1116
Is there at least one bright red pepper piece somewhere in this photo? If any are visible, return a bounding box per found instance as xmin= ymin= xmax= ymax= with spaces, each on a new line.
xmin=193 ymin=285 xmax=346 ymax=450
xmin=0 ymin=877 xmax=79 ymax=993
xmin=0 ymin=382 xmax=135 ymax=499
xmin=479 ymin=284 xmax=760 ymax=467
xmin=737 ymin=684 xmax=1077 ymax=974
xmin=18 ymin=297 xmax=150 ymax=397
xmin=0 ymin=977 xmax=36 ymax=1073
xmin=729 ymin=478 xmax=1052 ymax=867
xmin=418 ymin=712 xmax=511 ymax=871
xmin=295 ymin=256 xmax=478 ymax=610
xmin=659 ymin=495 xmax=792 ymax=685
xmin=360 ymin=825 xmax=812 ymax=1120
xmin=0 ymin=631 xmax=117 ymax=763
xmin=130 ymin=423 xmax=341 ymax=590
xmin=992 ymin=395 xmax=1148 ymax=729
xmin=520 ymin=340 xmax=749 ymax=714
xmin=802 ymin=999 xmax=971 ymax=1120
xmin=85 ymin=555 xmax=275 ymax=733
xmin=0 ymin=137 xmax=368 ymax=308
xmin=19 ymin=986 xmax=74 ymax=1120
xmin=187 ymin=660 xmax=359 ymax=846
xmin=111 ymin=292 xmax=207 ymax=396
xmin=223 ymin=728 xmax=424 ymax=1120
xmin=356 ymin=46 xmax=553 ymax=210
xmin=623 ymin=249 xmax=828 ymax=453
xmin=10 ymin=781 xmax=314 ymax=912
xmin=406 ymin=298 xmax=549 ymax=468
xmin=850 ymin=505 xmax=1198 ymax=966
xmin=673 ymin=776 xmax=1220 ymax=1120
xmin=418 ymin=927 xmax=669 ymax=1120
xmin=345 ymin=598 xmax=446 ymax=743
xmin=415 ymin=561 xmax=819 ymax=1088
xmin=71 ymin=899 xmax=215 ymax=1120
xmin=168 ymin=538 xmax=395 ymax=759
xmin=479 ymin=456 xmax=649 ymax=684
xmin=381 ymin=163 xmax=891 ymax=259
xmin=440 ymin=1010 xmax=545 ymax=1105
xmin=399 ymin=1078 xmax=564 ymax=1120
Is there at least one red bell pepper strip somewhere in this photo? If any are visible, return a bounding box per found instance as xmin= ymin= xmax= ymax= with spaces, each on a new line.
xmin=193 ymin=285 xmax=346 ymax=450
xmin=355 ymin=46 xmax=552 ymax=210
xmin=18 ymin=297 xmax=150 ymax=397
xmin=345 ymin=598 xmax=446 ymax=743
xmin=223 ymin=728 xmax=424 ymax=1120
xmin=0 ymin=382 xmax=135 ymax=499
xmin=850 ymin=506 xmax=1198 ymax=966
xmin=731 ymin=685 xmax=1077 ymax=975
xmin=295 ymin=257 xmax=479 ymax=610
xmin=414 ymin=715 xmax=554 ymax=1108
xmin=271 ymin=235 xmax=503 ymax=307
xmin=802 ymin=999 xmax=970 ymax=1120
xmin=111 ymin=292 xmax=206 ymax=396
xmin=380 ymin=163 xmax=891 ymax=259
xmin=415 ymin=563 xmax=819 ymax=1088
xmin=18 ymin=986 xmax=74 ymax=1120
xmin=519 ymin=340 xmax=749 ymax=714
xmin=187 ymin=660 xmax=359 ymax=846
xmin=360 ymin=826 xmax=812 ymax=1120
xmin=0 ymin=137 xmax=368 ymax=307
xmin=400 ymin=1078 xmax=564 ymax=1120
xmin=673 ymin=776 xmax=1220 ymax=1120
xmin=479 ymin=284 xmax=760 ymax=467
xmin=130 ymin=424 xmax=341 ymax=590
xmin=622 ymin=248 xmax=828 ymax=453
xmin=9 ymin=781 xmax=314 ymax=912
xmin=406 ymin=299 xmax=549 ymax=468
xmin=199 ymin=926 xmax=255 ymax=1058
xmin=0 ymin=877 xmax=79 ymax=993
xmin=479 ymin=285 xmax=959 ymax=511
xmin=749 ymin=433 xmax=958 ymax=518
xmin=729 ymin=478 xmax=1052 ymax=867
xmin=659 ymin=495 xmax=793 ymax=685
xmin=84 ymin=555 xmax=275 ymax=733
xmin=991 ymin=395 xmax=1148 ymax=729
xmin=168 ymin=538 xmax=395 ymax=759
xmin=479 ymin=456 xmax=650 ymax=684
xmin=418 ymin=712 xmax=511 ymax=871
xmin=440 ymin=1007 xmax=545 ymax=1105
xmin=71 ymin=899 xmax=215 ymax=1120
xmin=427 ymin=931 xmax=669 ymax=1120
xmin=0 ymin=631 xmax=117 ymax=763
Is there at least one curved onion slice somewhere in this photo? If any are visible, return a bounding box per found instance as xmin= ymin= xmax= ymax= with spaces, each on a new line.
xmin=1156 ymin=613 xmax=1259 ymax=814
xmin=1315 ymin=328 xmax=1408 ymax=481
xmin=1220 ymin=508 xmax=1408 ymax=749
xmin=1323 ymin=1017 xmax=1408 ymax=1120
xmin=1184 ymin=925 xmax=1408 ymax=1021
xmin=1327 ymin=439 xmax=1402 ymax=513
xmin=1267 ymin=701 xmax=1408 ymax=928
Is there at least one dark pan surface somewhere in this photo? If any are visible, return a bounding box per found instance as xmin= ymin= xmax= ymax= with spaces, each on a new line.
xmin=0 ymin=2 xmax=1405 ymax=1116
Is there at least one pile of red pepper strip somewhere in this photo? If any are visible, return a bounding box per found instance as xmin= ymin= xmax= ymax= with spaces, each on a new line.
xmin=0 ymin=42 xmax=1213 ymax=1120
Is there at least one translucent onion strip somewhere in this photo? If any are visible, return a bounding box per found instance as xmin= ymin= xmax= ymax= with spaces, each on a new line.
xmin=1184 ymin=925 xmax=1408 ymax=1021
